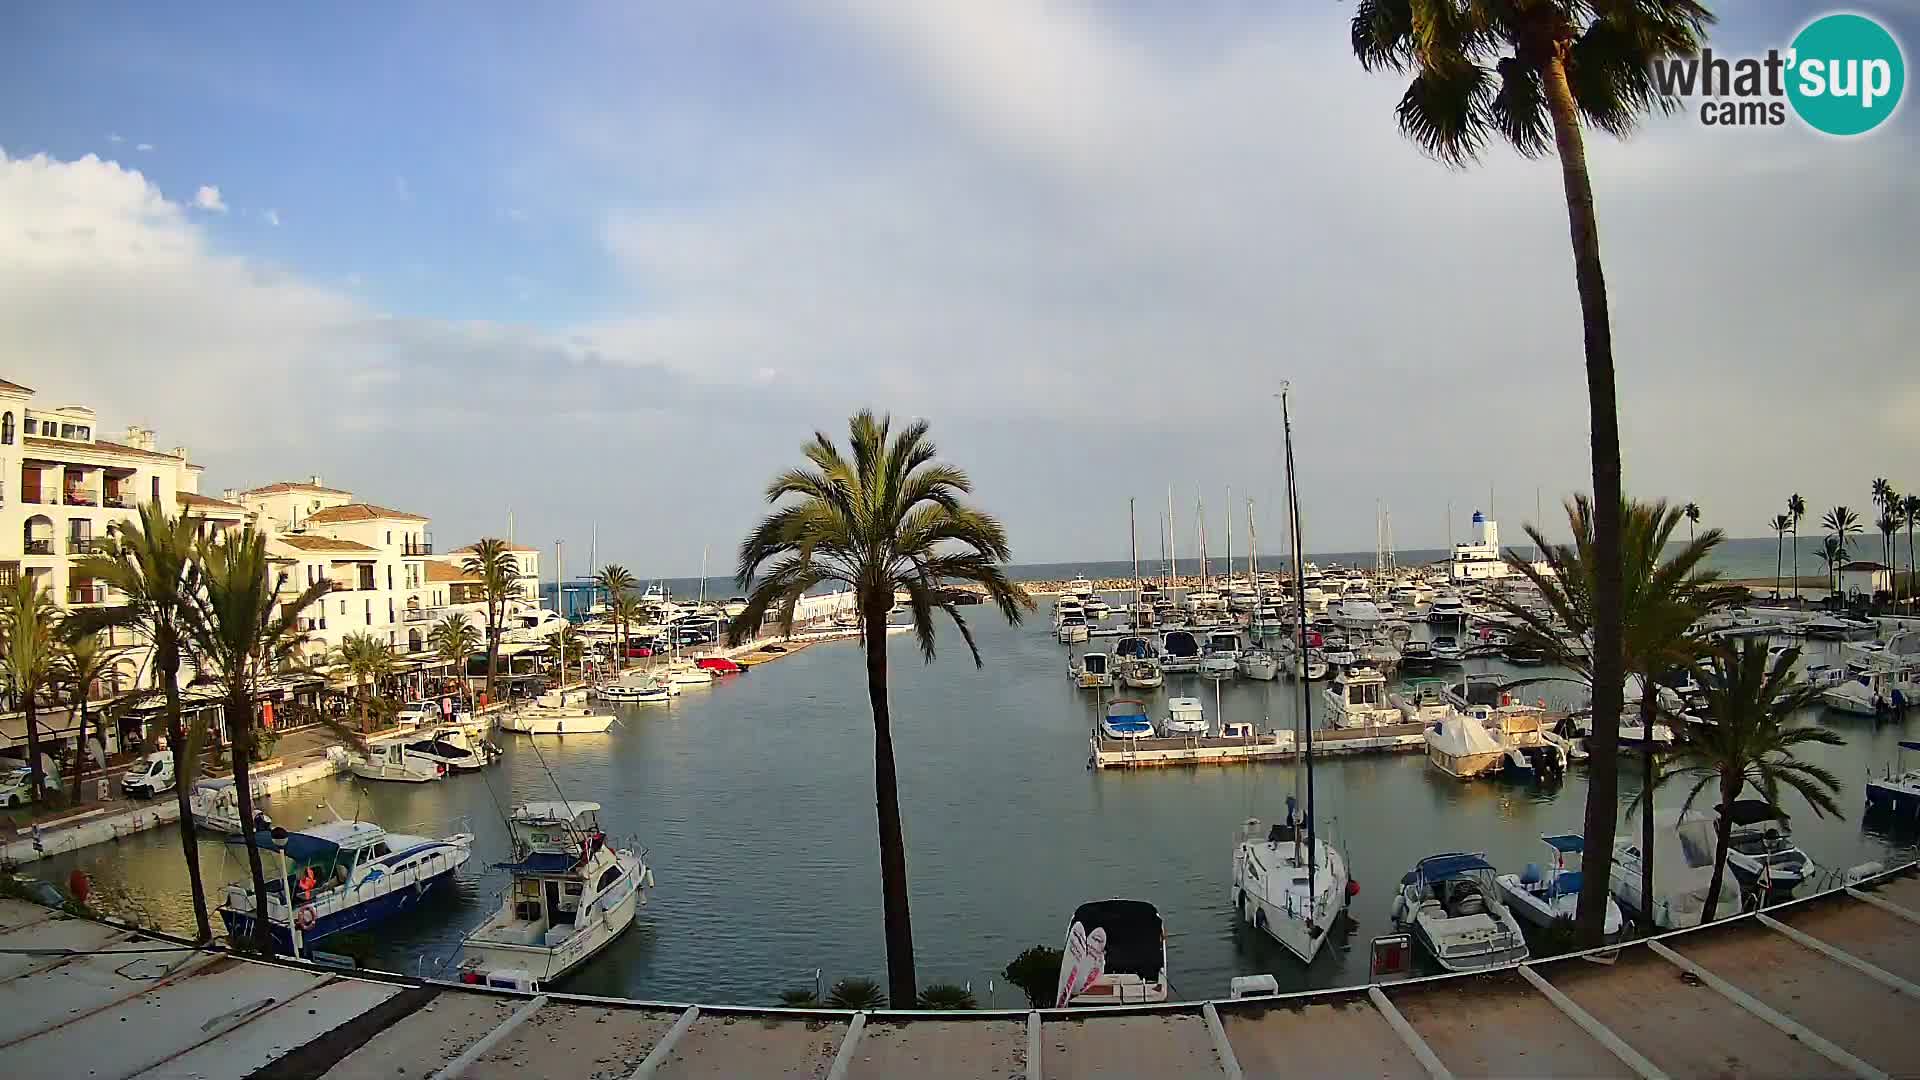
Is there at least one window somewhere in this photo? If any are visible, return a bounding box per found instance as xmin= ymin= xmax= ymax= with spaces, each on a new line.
xmin=387 ymin=598 xmax=394 ymax=623
xmin=364 ymin=599 xmax=372 ymax=624
xmin=387 ymin=566 xmax=393 ymax=590
xmin=76 ymin=426 xmax=89 ymax=440
xmin=386 ymin=530 xmax=392 ymax=545
xmin=22 ymin=417 xmax=35 ymax=435
xmin=60 ymin=424 xmax=74 ymax=439
xmin=368 ymin=841 xmax=391 ymax=861
xmin=597 ymin=866 xmax=624 ymax=891
xmin=1 ymin=413 xmax=11 ymax=444
xmin=151 ymin=477 xmax=159 ymax=501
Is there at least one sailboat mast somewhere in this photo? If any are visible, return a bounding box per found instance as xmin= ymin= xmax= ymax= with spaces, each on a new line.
xmin=699 ymin=545 xmax=709 ymax=606
xmin=556 ymin=539 xmax=566 ymax=683
xmin=1247 ymin=498 xmax=1257 ymax=584
xmin=1168 ymin=486 xmax=1178 ymax=589
xmin=1224 ymin=486 xmax=1233 ymax=591
xmin=1198 ymin=500 xmax=1208 ymax=588
xmin=1129 ymin=498 xmax=1140 ymax=607
xmin=1159 ymin=512 xmax=1169 ymax=588
xmin=1280 ymin=385 xmax=1316 ymax=907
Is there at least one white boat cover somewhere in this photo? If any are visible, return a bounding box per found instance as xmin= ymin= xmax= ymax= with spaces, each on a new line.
xmin=1428 ymin=714 xmax=1502 ymax=757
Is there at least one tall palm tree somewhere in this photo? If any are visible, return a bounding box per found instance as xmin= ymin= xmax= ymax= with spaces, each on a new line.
xmin=336 ymin=631 xmax=393 ymax=731
xmin=1869 ymin=480 xmax=1896 ymax=590
xmin=72 ymin=499 xmax=212 ymax=942
xmin=1822 ymin=506 xmax=1861 ymax=599
xmin=1 ymin=575 xmax=60 ymax=803
xmin=1500 ymin=495 xmax=1741 ymax=941
xmin=461 ymin=539 xmax=520 ymax=702
xmin=1871 ymin=477 xmax=1893 ymax=520
xmin=1683 ymin=502 xmax=1701 ymax=543
xmin=594 ymin=564 xmax=637 ymax=669
xmin=426 ymin=614 xmax=481 ymax=710
xmin=52 ymin=629 xmax=123 ymax=805
xmin=1876 ymin=512 xmax=1899 ymax=605
xmin=1768 ymin=514 xmax=1792 ymax=601
xmin=1817 ymin=536 xmax=1846 ymax=598
xmin=728 ymin=411 xmax=1031 ymax=1004
xmin=1903 ymin=494 xmax=1920 ymax=610
xmin=1788 ymin=493 xmax=1807 ymax=602
xmin=609 ymin=592 xmax=645 ymax=670
xmin=181 ymin=526 xmax=330 ymax=952
xmin=1351 ymin=2 xmax=1714 ymax=948
xmin=1655 ymin=639 xmax=1840 ymax=921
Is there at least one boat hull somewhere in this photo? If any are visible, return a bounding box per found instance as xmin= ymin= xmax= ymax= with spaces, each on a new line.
xmin=501 ymin=713 xmax=615 ymax=735
xmin=220 ymin=863 xmax=462 ymax=952
xmin=464 ymin=871 xmax=643 ymax=988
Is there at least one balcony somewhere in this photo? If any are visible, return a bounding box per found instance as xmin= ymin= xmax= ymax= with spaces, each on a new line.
xmin=24 ymin=539 xmax=53 ymax=556
xmin=68 ymin=585 xmax=106 ymax=605
xmin=67 ymin=538 xmax=101 ymax=555
xmin=104 ymin=493 xmax=133 ymax=509
xmin=403 ymin=539 xmax=434 ymax=556
xmin=402 ymin=606 xmax=444 ymax=623
xmin=21 ymin=492 xmax=49 ymax=505
xmin=63 ymin=492 xmax=98 ymax=507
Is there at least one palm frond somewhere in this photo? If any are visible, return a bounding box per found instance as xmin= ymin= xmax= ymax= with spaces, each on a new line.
xmin=1396 ymin=61 xmax=1493 ymax=166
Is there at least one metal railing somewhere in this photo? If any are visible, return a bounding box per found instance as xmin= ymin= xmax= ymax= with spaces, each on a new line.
xmin=63 ymin=493 xmax=98 ymax=506
xmin=104 ymin=494 xmax=133 ymax=509
xmin=24 ymin=539 xmax=53 ymax=556
xmin=67 ymin=538 xmax=101 ymax=555
xmin=404 ymin=540 xmax=434 ymax=556
xmin=68 ymin=585 xmax=106 ymax=604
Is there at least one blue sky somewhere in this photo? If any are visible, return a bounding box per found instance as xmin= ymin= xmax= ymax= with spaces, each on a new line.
xmin=3 ymin=3 xmax=1915 ymax=573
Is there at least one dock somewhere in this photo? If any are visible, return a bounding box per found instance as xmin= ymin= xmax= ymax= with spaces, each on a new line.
xmin=0 ymin=862 xmax=1914 ymax=1078
xmin=1091 ymin=722 xmax=1429 ymax=769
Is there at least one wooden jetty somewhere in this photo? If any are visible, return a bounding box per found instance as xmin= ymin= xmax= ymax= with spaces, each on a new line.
xmin=1091 ymin=721 xmax=1428 ymax=769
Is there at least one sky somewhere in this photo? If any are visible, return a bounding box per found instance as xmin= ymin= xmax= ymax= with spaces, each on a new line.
xmin=3 ymin=2 xmax=1915 ymax=576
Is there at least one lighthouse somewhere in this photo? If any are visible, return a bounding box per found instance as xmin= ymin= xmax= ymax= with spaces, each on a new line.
xmin=1472 ymin=510 xmax=1498 ymax=549
xmin=1451 ymin=510 xmax=1506 ymax=581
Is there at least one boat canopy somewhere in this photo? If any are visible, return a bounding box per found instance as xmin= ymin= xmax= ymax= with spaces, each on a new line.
xmin=1403 ymin=853 xmax=1495 ymax=886
xmin=1105 ymin=699 xmax=1149 ymax=720
xmin=1540 ymin=834 xmax=1585 ymax=854
xmin=492 ymin=850 xmax=580 ymax=875
xmin=1066 ymin=900 xmax=1164 ymax=981
xmin=1902 ymin=741 xmax=1920 ymax=752
xmin=1163 ymin=631 xmax=1198 ymax=657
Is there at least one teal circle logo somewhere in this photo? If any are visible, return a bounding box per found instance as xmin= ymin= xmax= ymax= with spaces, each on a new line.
xmin=1787 ymin=13 xmax=1905 ymax=135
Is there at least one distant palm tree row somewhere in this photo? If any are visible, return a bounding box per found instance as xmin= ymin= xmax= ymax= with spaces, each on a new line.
xmin=1769 ymin=484 xmax=1917 ymax=606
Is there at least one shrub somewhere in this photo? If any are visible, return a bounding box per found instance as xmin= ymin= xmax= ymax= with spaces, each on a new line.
xmin=825 ymin=976 xmax=886 ymax=1010
xmin=777 ymin=988 xmax=819 ymax=1008
xmin=916 ymin=983 xmax=977 ymax=1010
xmin=1003 ymin=945 xmax=1063 ymax=1009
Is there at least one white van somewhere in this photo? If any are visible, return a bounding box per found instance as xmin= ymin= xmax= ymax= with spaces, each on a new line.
xmin=121 ymin=751 xmax=176 ymax=798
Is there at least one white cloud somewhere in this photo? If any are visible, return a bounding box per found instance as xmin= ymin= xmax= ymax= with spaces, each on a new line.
xmin=262 ymin=208 xmax=280 ymax=226
xmin=192 ymin=184 xmax=227 ymax=213
xmin=136 ymin=142 xmax=154 ymax=152
xmin=106 ymin=133 xmax=124 ymax=143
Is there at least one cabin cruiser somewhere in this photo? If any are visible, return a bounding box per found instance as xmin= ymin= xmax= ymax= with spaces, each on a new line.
xmin=1301 ymin=586 xmax=1330 ymax=616
xmin=1323 ymin=666 xmax=1399 ymax=729
xmin=1238 ymin=647 xmax=1279 ymax=681
xmin=1482 ymin=705 xmax=1568 ymax=783
xmin=328 ymin=735 xmax=446 ymax=783
xmin=1100 ymin=699 xmax=1155 ymax=740
xmin=1250 ymin=606 xmax=1287 ymax=640
xmin=1057 ymin=610 xmax=1091 ymax=644
xmin=499 ymin=603 xmax=570 ymax=645
xmin=219 ymin=818 xmax=473 ymax=953
xmin=1803 ymin=615 xmax=1876 ymax=641
xmin=1429 ymin=635 xmax=1464 ymax=664
xmin=1070 ymin=651 xmax=1115 ymax=690
xmin=1052 ymin=596 xmax=1085 ymax=627
xmin=1398 ymin=639 xmax=1436 ymax=671
xmin=1427 ymin=594 xmax=1467 ymax=626
xmin=1391 ymin=680 xmax=1452 ymax=724
xmin=597 ymin=678 xmax=675 ymax=703
xmin=1319 ymin=634 xmax=1358 ymax=671
xmin=1126 ymin=600 xmax=1158 ymax=630
xmin=1066 ymin=576 xmax=1096 ymax=602
xmin=1332 ymin=592 xmax=1384 ymax=631
xmin=458 ymin=802 xmax=651 ymax=992
xmin=1865 ymin=740 xmax=1920 ymax=818
xmin=666 ymin=659 xmax=715 ymax=686
xmin=1497 ymin=835 xmax=1623 ymax=937
xmin=1610 ymin=809 xmax=1747 ymax=928
xmin=1232 ymin=803 xmax=1350 ymax=965
xmin=1160 ymin=630 xmax=1201 ymax=674
xmin=1822 ymin=661 xmax=1915 ymax=716
xmin=1425 ymin=711 xmax=1506 ymax=779
xmin=1084 ymin=596 xmax=1112 ymax=620
xmin=499 ymin=688 xmax=617 ymax=735
xmin=1391 ymin=853 xmax=1530 ymax=972
xmin=1055 ymin=900 xmax=1170 ymax=1006
xmin=1118 ymin=657 xmax=1164 ymax=690
xmin=1163 ymin=697 xmax=1208 ymax=736
xmin=190 ymin=777 xmax=272 ymax=835
xmin=401 ymin=726 xmax=501 ymax=773
xmin=1714 ymin=799 xmax=1810 ymax=892
xmin=1278 ymin=638 xmax=1329 ymax=681
xmin=1200 ymin=630 xmax=1242 ymax=679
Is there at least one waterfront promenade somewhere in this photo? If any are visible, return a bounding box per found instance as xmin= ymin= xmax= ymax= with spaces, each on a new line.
xmin=1 ymin=862 xmax=1914 ymax=1078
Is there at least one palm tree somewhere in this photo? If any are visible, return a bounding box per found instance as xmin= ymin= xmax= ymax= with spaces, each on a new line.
xmin=608 ymin=592 xmax=645 ymax=670
xmin=1500 ymin=495 xmax=1741 ymax=941
xmin=594 ymin=564 xmax=637 ymax=669
xmin=336 ymin=631 xmax=393 ymax=731
xmin=72 ymin=499 xmax=213 ymax=942
xmin=426 ymin=614 xmax=481 ymax=710
xmin=1351 ymin=2 xmax=1714 ymax=948
xmin=1817 ymin=536 xmax=1846 ymax=598
xmin=1903 ymin=494 xmax=1920 ymax=610
xmin=1869 ymin=480 xmax=1897 ymax=593
xmin=1876 ymin=512 xmax=1899 ymax=605
xmin=52 ymin=629 xmax=122 ymax=805
xmin=181 ymin=526 xmax=330 ymax=952
xmin=728 ymin=411 xmax=1031 ymax=1004
xmin=461 ymin=539 xmax=520 ymax=702
xmin=1768 ymin=514 xmax=1792 ymax=600
xmin=1655 ymin=639 xmax=1841 ymax=921
xmin=1683 ymin=502 xmax=1701 ymax=543
xmin=1788 ymin=493 xmax=1807 ymax=602
xmin=1822 ymin=506 xmax=1861 ymax=599
xmin=1 ymin=575 xmax=60 ymax=804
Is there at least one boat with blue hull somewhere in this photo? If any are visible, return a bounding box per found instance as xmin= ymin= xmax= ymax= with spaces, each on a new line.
xmin=218 ymin=819 xmax=473 ymax=953
xmin=1866 ymin=741 xmax=1920 ymax=820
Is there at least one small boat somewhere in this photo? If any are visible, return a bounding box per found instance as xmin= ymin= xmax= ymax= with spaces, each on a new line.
xmin=219 ymin=818 xmax=474 ymax=953
xmin=1163 ymin=697 xmax=1207 ymax=735
xmin=1332 ymin=593 xmax=1384 ymax=631
xmin=1199 ymin=630 xmax=1241 ymax=678
xmin=1066 ymin=576 xmax=1096 ymax=601
xmin=1424 ymin=711 xmax=1505 ymax=779
xmin=1821 ymin=661 xmax=1915 ymax=716
xmin=1427 ymin=595 xmax=1468 ymax=626
xmin=1496 ymin=834 xmax=1624 ymax=937
xmin=1232 ymin=803 xmax=1351 ymax=966
xmin=1160 ymin=630 xmax=1201 ymax=674
xmin=1398 ymin=639 xmax=1436 ymax=671
xmin=1319 ymin=635 xmax=1357 ymax=670
xmin=1084 ymin=596 xmax=1111 ymax=619
xmin=1803 ymin=615 xmax=1876 ymax=641
xmin=1391 ymin=680 xmax=1451 ymax=724
xmin=1250 ymin=606 xmax=1287 ymax=640
xmin=1717 ymin=799 xmax=1810 ymax=892
xmin=1391 ymin=853 xmax=1530 ymax=972
xmin=1070 ymin=651 xmax=1116 ymax=690
xmin=597 ymin=679 xmax=675 ymax=703
xmin=1118 ymin=657 xmax=1163 ymax=690
xmin=1865 ymin=740 xmax=1920 ymax=818
xmin=1322 ymin=666 xmax=1400 ymax=729
xmin=1482 ymin=706 xmax=1567 ymax=783
xmin=1430 ymin=635 xmax=1465 ymax=664
xmin=1055 ymin=899 xmax=1170 ymax=1006
xmin=1610 ymin=809 xmax=1747 ymax=929
xmin=1237 ymin=648 xmax=1279 ymax=680
xmin=1057 ymin=611 xmax=1091 ymax=644
xmin=401 ymin=726 xmax=502 ymax=773
xmin=458 ymin=801 xmax=653 ymax=992
xmin=189 ymin=777 xmax=272 ymax=835
xmin=666 ymin=660 xmax=715 ymax=686
xmin=1100 ymin=699 xmax=1155 ymax=740
xmin=499 ymin=691 xmax=617 ymax=735
xmin=329 ymin=736 xmax=446 ymax=783
xmin=695 ymin=656 xmax=745 ymax=676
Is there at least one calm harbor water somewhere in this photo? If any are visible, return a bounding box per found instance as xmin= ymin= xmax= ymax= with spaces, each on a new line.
xmin=38 ymin=612 xmax=1918 ymax=1006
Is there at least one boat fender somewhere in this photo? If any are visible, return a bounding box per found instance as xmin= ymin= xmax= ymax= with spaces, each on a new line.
xmin=1347 ymin=879 xmax=1360 ymax=898
xmin=295 ymin=905 xmax=317 ymax=931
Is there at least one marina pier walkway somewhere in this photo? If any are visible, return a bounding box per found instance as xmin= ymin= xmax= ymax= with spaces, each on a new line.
xmin=0 ymin=862 xmax=1915 ymax=1079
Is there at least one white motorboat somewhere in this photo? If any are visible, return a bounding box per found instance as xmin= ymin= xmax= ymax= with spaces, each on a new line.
xmin=1398 ymin=639 xmax=1436 ymax=671
xmin=1497 ymin=834 xmax=1624 ymax=937
xmin=1391 ymin=853 xmax=1530 ymax=972
xmin=666 ymin=660 xmax=715 ymax=686
xmin=1084 ymin=596 xmax=1111 ymax=619
xmin=1163 ymin=697 xmax=1207 ymax=735
xmin=459 ymin=801 xmax=652 ymax=992
xmin=1716 ymin=799 xmax=1810 ymax=893
xmin=1482 ymin=705 xmax=1568 ymax=783
xmin=329 ymin=736 xmax=446 ymax=783
xmin=1066 ymin=576 xmax=1096 ymax=602
xmin=189 ymin=776 xmax=272 ymax=835
xmin=1424 ymin=711 xmax=1505 ymax=779
xmin=1610 ymin=809 xmax=1747 ymax=928
xmin=219 ymin=818 xmax=473 ymax=954
xmin=1070 ymin=651 xmax=1115 ymax=690
xmin=1057 ymin=611 xmax=1091 ymax=644
xmin=1119 ymin=657 xmax=1163 ymax=690
xmin=1332 ymin=593 xmax=1384 ymax=631
xmin=1232 ymin=804 xmax=1349 ymax=966
xmin=1429 ymin=635 xmax=1465 ymax=664
xmin=1322 ymin=666 xmax=1399 ymax=729
xmin=1821 ymin=660 xmax=1915 ymax=716
xmin=1865 ymin=739 xmax=1920 ymax=819
xmin=597 ymin=678 xmax=675 ymax=703
xmin=400 ymin=726 xmax=501 ymax=772
xmin=1427 ymin=595 xmax=1468 ymax=626
xmin=1319 ymin=635 xmax=1357 ymax=670
xmin=1391 ymin=680 xmax=1451 ymax=724
xmin=1054 ymin=900 xmax=1170 ymax=1006
xmin=1200 ymin=630 xmax=1241 ymax=678
xmin=1803 ymin=615 xmax=1876 ymax=640
xmin=1100 ymin=699 xmax=1155 ymax=740
xmin=1238 ymin=648 xmax=1279 ymax=680
xmin=499 ymin=690 xmax=617 ymax=735
xmin=1250 ymin=606 xmax=1287 ymax=640
xmin=1160 ymin=630 xmax=1201 ymax=674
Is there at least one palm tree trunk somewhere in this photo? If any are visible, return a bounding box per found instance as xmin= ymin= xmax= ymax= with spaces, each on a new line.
xmin=358 ymin=676 xmax=369 ymax=731
xmin=160 ymin=636 xmax=213 ymax=943
xmin=1791 ymin=527 xmax=1800 ymax=602
xmin=1700 ymin=773 xmax=1739 ymax=922
xmin=1774 ymin=532 xmax=1783 ymax=600
xmin=1543 ymin=51 xmax=1626 ymax=949
xmin=1907 ymin=519 xmax=1915 ymax=611
xmin=24 ymin=697 xmax=43 ymax=803
xmin=70 ymin=698 xmax=90 ymax=805
xmin=1638 ymin=684 xmax=1657 ymax=929
xmin=863 ymin=592 xmax=916 ymax=1006
xmin=226 ymin=689 xmax=275 ymax=952
xmin=486 ymin=604 xmax=501 ymax=703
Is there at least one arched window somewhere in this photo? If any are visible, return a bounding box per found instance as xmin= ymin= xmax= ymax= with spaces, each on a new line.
xmin=1 ymin=412 xmax=12 ymax=444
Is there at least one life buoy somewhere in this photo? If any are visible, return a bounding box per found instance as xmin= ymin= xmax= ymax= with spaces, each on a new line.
xmin=295 ymin=905 xmax=318 ymax=931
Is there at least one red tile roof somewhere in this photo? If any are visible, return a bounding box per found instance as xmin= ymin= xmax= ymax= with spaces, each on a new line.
xmin=175 ymin=491 xmax=247 ymax=513
xmin=452 ymin=542 xmax=539 ymax=553
xmin=241 ymin=481 xmax=355 ymax=497
xmin=0 ymin=378 xmax=34 ymax=394
xmin=300 ymin=503 xmax=427 ymax=524
xmin=23 ymin=435 xmax=186 ymax=464
xmin=274 ymin=535 xmax=378 ymax=554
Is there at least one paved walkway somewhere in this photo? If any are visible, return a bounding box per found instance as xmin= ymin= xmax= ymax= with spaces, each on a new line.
xmin=0 ymin=862 xmax=1914 ymax=1078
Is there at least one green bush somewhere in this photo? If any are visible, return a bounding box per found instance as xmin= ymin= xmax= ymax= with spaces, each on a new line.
xmin=825 ymin=977 xmax=886 ymax=1009
xmin=916 ymin=983 xmax=977 ymax=1010
xmin=1003 ymin=945 xmax=1063 ymax=1009
xmin=777 ymin=988 xmax=819 ymax=1008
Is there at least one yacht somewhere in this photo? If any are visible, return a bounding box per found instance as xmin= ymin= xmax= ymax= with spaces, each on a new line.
xmin=1822 ymin=661 xmax=1915 ymax=716
xmin=1803 ymin=615 xmax=1876 ymax=641
xmin=1055 ymin=900 xmax=1170 ymax=1006
xmin=1717 ymin=799 xmax=1810 ymax=892
xmin=459 ymin=802 xmax=653 ymax=992
xmin=1497 ymin=834 xmax=1624 ymax=937
xmin=1057 ymin=610 xmax=1091 ymax=644
xmin=1398 ymin=639 xmax=1436 ymax=671
xmin=1610 ymin=809 xmax=1747 ymax=928
xmin=1200 ymin=630 xmax=1242 ymax=678
xmin=1084 ymin=596 xmax=1112 ymax=620
xmin=189 ymin=776 xmax=272 ymax=835
xmin=1160 ymin=630 xmax=1201 ymax=674
xmin=1424 ymin=711 xmax=1506 ymax=779
xmin=1237 ymin=647 xmax=1279 ymax=681
xmin=499 ymin=688 xmax=617 ymax=735
xmin=1070 ymin=651 xmax=1115 ymax=690
xmin=666 ymin=659 xmax=716 ymax=686
xmin=1865 ymin=740 xmax=1920 ymax=818
xmin=1391 ymin=853 xmax=1530 ymax=972
xmin=1391 ymin=680 xmax=1452 ymax=724
xmin=1332 ymin=591 xmax=1384 ymax=631
xmin=1483 ymin=705 xmax=1568 ymax=783
xmin=399 ymin=727 xmax=501 ymax=773
xmin=1427 ymin=594 xmax=1468 ymax=627
xmin=1250 ymin=606 xmax=1287 ymax=641
xmin=1322 ymin=666 xmax=1399 ymax=729
xmin=1163 ymin=697 xmax=1208 ymax=735
xmin=1066 ymin=576 xmax=1096 ymax=602
xmin=1318 ymin=634 xmax=1357 ymax=671
xmin=1232 ymin=803 xmax=1350 ymax=966
xmin=218 ymin=817 xmax=473 ymax=953
xmin=1119 ymin=658 xmax=1164 ymax=690
xmin=1052 ymin=596 xmax=1085 ymax=627
xmin=1429 ymin=635 xmax=1465 ymax=664
xmin=329 ymin=735 xmax=446 ymax=783
xmin=1100 ymin=699 xmax=1155 ymax=740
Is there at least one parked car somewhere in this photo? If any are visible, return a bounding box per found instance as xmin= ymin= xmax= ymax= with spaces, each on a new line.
xmin=121 ymin=751 xmax=176 ymax=798
xmin=1 ymin=765 xmax=36 ymax=808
